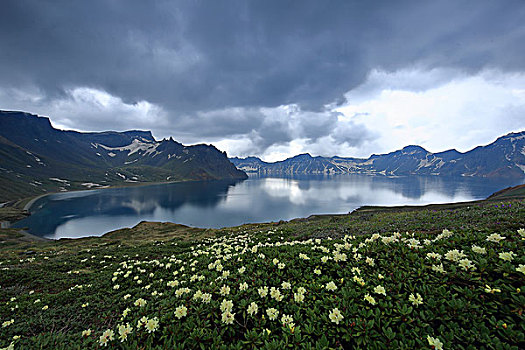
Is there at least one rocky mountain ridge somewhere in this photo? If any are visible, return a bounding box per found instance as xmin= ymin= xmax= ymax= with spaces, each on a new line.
xmin=0 ymin=110 xmax=247 ymax=202
xmin=231 ymin=132 xmax=525 ymax=178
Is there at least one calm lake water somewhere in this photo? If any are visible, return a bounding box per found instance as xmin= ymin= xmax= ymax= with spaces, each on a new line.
xmin=13 ymin=175 xmax=524 ymax=239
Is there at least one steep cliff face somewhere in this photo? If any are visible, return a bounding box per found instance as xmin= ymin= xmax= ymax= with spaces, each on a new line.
xmin=231 ymin=132 xmax=525 ymax=178
xmin=0 ymin=110 xmax=247 ymax=201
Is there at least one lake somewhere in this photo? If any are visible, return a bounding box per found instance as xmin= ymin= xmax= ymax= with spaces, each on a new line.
xmin=13 ymin=174 xmax=524 ymax=239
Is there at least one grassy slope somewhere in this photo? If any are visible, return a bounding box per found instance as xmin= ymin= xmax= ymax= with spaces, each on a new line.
xmin=0 ymin=187 xmax=523 ymax=349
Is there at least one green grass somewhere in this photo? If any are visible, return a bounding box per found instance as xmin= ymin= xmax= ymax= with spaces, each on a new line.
xmin=0 ymin=196 xmax=524 ymax=349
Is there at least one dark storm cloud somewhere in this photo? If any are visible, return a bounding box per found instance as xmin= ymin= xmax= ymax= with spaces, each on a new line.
xmin=1 ymin=0 xmax=524 ymax=155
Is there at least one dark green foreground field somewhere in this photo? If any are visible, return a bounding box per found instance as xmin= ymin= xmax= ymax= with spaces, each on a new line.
xmin=0 ymin=186 xmax=524 ymax=349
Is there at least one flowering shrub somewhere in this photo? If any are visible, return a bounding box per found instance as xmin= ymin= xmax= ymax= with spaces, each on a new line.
xmin=0 ymin=200 xmax=523 ymax=348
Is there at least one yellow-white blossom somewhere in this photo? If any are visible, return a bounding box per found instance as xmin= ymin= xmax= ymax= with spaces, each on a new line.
xmin=294 ymin=292 xmax=305 ymax=303
xmin=258 ymin=286 xmax=269 ymax=298
xmin=220 ymin=285 xmax=231 ymax=296
xmin=458 ymin=259 xmax=476 ymax=271
xmin=220 ymin=299 xmax=233 ymax=313
xmin=281 ymin=314 xmax=294 ymax=328
xmin=99 ymin=329 xmax=114 ymax=347
xmin=444 ymin=249 xmax=466 ymax=262
xmin=498 ymin=251 xmax=516 ymax=261
xmin=328 ymin=308 xmax=344 ymax=324
xmin=409 ymin=293 xmax=423 ymax=306
xmin=266 ymin=308 xmax=279 ymax=320
xmin=247 ymin=302 xmax=258 ymax=316
xmin=325 ymin=281 xmax=337 ymax=291
xmin=145 ymin=318 xmax=159 ymax=333
xmin=471 ymin=245 xmax=486 ymax=254
xmin=2 ymin=319 xmax=14 ymax=328
xmin=364 ymin=293 xmax=376 ymax=305
xmin=221 ymin=311 xmax=235 ymax=325
xmin=134 ymin=298 xmax=147 ymax=307
xmin=118 ymin=323 xmax=133 ymax=341
xmin=486 ymin=233 xmax=505 ymax=243
xmin=427 ymin=335 xmax=444 ymax=350
xmin=174 ymin=305 xmax=188 ymax=319
xmin=270 ymin=287 xmax=283 ymax=301
xmin=432 ymin=263 xmax=446 ymax=274
xmin=373 ymin=285 xmax=386 ymax=296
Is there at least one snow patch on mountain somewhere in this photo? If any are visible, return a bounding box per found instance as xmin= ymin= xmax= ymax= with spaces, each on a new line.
xmin=97 ymin=139 xmax=159 ymax=157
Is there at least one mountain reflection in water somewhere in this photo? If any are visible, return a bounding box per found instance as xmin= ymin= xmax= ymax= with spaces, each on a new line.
xmin=13 ymin=175 xmax=523 ymax=239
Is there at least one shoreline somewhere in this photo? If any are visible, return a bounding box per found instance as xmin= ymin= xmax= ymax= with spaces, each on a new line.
xmin=4 ymin=181 xmax=524 ymax=242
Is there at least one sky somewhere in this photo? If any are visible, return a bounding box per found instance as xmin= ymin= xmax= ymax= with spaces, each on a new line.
xmin=1 ymin=0 xmax=524 ymax=162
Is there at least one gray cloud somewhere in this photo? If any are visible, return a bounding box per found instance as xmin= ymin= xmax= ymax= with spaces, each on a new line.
xmin=1 ymin=0 xmax=524 ymax=157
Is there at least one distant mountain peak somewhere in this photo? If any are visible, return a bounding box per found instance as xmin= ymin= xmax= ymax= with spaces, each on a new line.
xmin=230 ymin=131 xmax=525 ymax=178
xmin=401 ymin=145 xmax=427 ymax=153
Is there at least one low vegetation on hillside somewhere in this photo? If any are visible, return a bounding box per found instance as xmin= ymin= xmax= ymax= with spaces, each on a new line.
xmin=0 ymin=196 xmax=524 ymax=349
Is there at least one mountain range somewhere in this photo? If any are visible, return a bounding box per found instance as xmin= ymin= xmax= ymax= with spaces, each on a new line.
xmin=230 ymin=131 xmax=525 ymax=178
xmin=0 ymin=110 xmax=247 ymax=202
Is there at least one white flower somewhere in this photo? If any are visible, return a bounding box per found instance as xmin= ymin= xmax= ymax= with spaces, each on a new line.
xmin=99 ymin=329 xmax=114 ymax=347
xmin=134 ymin=298 xmax=147 ymax=307
xmin=427 ymin=335 xmax=444 ymax=350
xmin=201 ymin=293 xmax=212 ymax=303
xmin=258 ymin=286 xmax=268 ymax=298
xmin=220 ymin=285 xmax=231 ymax=296
xmin=294 ymin=292 xmax=305 ymax=303
xmin=486 ymin=233 xmax=505 ymax=243
xmin=328 ymin=308 xmax=344 ymax=324
xmin=118 ymin=323 xmax=133 ymax=341
xmin=471 ymin=245 xmax=486 ymax=254
xmin=221 ymin=311 xmax=235 ymax=325
xmin=408 ymin=293 xmax=423 ymax=306
xmin=498 ymin=251 xmax=516 ymax=261
xmin=247 ymin=302 xmax=258 ymax=316
xmin=325 ymin=281 xmax=337 ymax=291
xmin=174 ymin=305 xmax=188 ymax=319
xmin=373 ymin=285 xmax=386 ymax=296
xmin=432 ymin=263 xmax=446 ymax=274
xmin=517 ymin=264 xmax=525 ymax=275
xmin=458 ymin=259 xmax=476 ymax=271
xmin=266 ymin=308 xmax=279 ymax=320
xmin=426 ymin=252 xmax=442 ymax=260
xmin=220 ymin=299 xmax=233 ymax=313
xmin=281 ymin=281 xmax=291 ymax=290
xmin=281 ymin=314 xmax=294 ymax=328
xmin=444 ymin=249 xmax=466 ymax=262
xmin=364 ymin=293 xmax=376 ymax=305
xmin=239 ymin=282 xmax=248 ymax=291
xmin=145 ymin=318 xmax=158 ymax=333
xmin=270 ymin=287 xmax=283 ymax=301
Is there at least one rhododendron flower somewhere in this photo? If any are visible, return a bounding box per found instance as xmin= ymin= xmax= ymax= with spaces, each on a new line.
xmin=329 ymin=308 xmax=344 ymax=324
